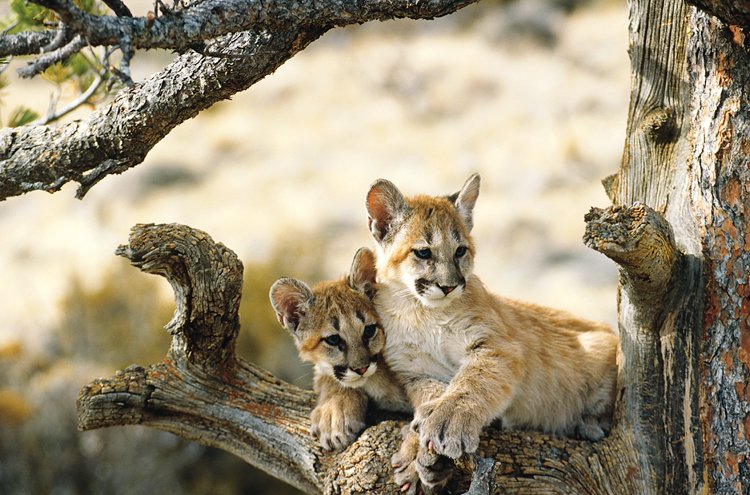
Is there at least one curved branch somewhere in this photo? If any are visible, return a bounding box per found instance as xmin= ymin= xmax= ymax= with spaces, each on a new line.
xmin=114 ymin=223 xmax=243 ymax=369
xmin=20 ymin=0 xmax=479 ymax=54
xmin=76 ymin=223 xmax=644 ymax=495
xmin=0 ymin=28 xmax=309 ymax=200
xmin=0 ymin=0 xmax=478 ymax=202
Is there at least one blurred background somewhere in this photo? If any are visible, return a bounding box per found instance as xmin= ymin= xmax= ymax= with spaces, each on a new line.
xmin=0 ymin=0 xmax=627 ymax=493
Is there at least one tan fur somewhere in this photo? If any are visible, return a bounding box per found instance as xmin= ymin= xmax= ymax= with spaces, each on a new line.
xmin=270 ymin=249 xmax=410 ymax=451
xmin=366 ymin=174 xmax=619 ymax=491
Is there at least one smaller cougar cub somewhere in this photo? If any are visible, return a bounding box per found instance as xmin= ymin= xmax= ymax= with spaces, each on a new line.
xmin=270 ymin=248 xmax=410 ymax=451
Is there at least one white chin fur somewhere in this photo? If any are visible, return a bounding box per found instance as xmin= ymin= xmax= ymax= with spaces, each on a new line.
xmin=415 ymin=286 xmax=463 ymax=308
xmin=339 ymin=362 xmax=378 ymax=388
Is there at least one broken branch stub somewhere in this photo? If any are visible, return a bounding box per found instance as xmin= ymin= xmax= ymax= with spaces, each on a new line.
xmin=583 ymin=203 xmax=681 ymax=314
xmin=115 ymin=223 xmax=243 ymax=370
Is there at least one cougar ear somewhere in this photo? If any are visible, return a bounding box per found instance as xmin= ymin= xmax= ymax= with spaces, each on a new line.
xmin=348 ymin=247 xmax=377 ymax=299
xmin=448 ymin=173 xmax=481 ymax=231
xmin=269 ymin=278 xmax=313 ymax=334
xmin=366 ymin=179 xmax=408 ymax=243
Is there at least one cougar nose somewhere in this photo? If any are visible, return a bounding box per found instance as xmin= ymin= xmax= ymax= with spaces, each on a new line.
xmin=439 ymin=285 xmax=457 ymax=295
xmin=351 ymin=366 xmax=369 ymax=376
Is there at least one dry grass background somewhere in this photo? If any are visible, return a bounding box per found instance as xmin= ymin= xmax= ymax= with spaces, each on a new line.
xmin=0 ymin=1 xmax=628 ymax=493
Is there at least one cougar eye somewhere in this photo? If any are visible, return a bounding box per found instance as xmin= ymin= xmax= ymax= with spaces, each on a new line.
xmin=363 ymin=324 xmax=378 ymax=339
xmin=413 ymin=248 xmax=432 ymax=260
xmin=323 ymin=335 xmax=342 ymax=346
xmin=455 ymin=246 xmax=468 ymax=258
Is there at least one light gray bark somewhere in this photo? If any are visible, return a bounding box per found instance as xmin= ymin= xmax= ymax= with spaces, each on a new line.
xmin=0 ymin=0 xmax=478 ymax=201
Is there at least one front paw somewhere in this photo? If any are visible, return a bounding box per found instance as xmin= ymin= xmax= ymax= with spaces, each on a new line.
xmin=392 ymin=429 xmax=452 ymax=495
xmin=411 ymin=399 xmax=482 ymax=459
xmin=310 ymin=401 xmax=366 ymax=452
xmin=415 ymin=447 xmax=453 ymax=493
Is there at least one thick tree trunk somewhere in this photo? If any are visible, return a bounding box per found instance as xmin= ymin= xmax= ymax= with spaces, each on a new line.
xmin=65 ymin=1 xmax=750 ymax=494
xmin=594 ymin=0 xmax=750 ymax=492
xmin=688 ymin=9 xmax=750 ymax=494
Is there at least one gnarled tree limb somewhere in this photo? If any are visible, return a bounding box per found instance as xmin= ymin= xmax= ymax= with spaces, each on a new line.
xmin=0 ymin=0 xmax=478 ymax=202
xmin=0 ymin=30 xmax=60 ymax=56
xmin=22 ymin=0 xmax=478 ymax=53
xmin=76 ymin=223 xmax=644 ymax=494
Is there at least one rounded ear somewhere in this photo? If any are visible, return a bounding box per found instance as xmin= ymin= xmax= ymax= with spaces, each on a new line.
xmin=366 ymin=179 xmax=408 ymax=243
xmin=269 ymin=277 xmax=313 ymax=334
xmin=448 ymin=173 xmax=481 ymax=231
xmin=348 ymin=247 xmax=377 ymax=299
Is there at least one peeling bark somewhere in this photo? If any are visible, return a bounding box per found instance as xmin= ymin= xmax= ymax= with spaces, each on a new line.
xmin=688 ymin=9 xmax=750 ymax=493
xmin=685 ymin=0 xmax=750 ymax=27
xmin=584 ymin=0 xmax=750 ymax=493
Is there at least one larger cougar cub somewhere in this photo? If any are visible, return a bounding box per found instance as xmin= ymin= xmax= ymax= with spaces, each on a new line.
xmin=270 ymin=248 xmax=410 ymax=451
xmin=367 ymin=174 xmax=618 ymax=490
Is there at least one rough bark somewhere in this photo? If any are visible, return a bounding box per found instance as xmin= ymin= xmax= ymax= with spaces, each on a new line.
xmin=688 ymin=9 xmax=750 ymax=493
xmin=685 ymin=0 xmax=750 ymax=27
xmin=78 ymin=223 xmax=646 ymax=495
xmin=24 ymin=0 xmax=478 ymax=54
xmin=0 ymin=0 xmax=477 ymax=202
xmin=591 ymin=0 xmax=750 ymax=493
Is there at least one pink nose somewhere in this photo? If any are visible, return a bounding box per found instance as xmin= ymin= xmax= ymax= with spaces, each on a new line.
xmin=352 ymin=366 xmax=369 ymax=375
xmin=439 ymin=285 xmax=456 ymax=295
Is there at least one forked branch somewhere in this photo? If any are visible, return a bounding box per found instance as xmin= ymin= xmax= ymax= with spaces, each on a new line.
xmin=76 ymin=223 xmax=644 ymax=495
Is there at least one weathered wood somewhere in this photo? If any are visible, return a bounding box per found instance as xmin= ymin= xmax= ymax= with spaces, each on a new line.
xmin=77 ymin=223 xmax=645 ymax=495
xmin=584 ymin=203 xmax=680 ymax=314
xmin=687 ymin=9 xmax=750 ymax=494
xmin=114 ymin=223 xmax=243 ymax=370
xmin=587 ymin=0 xmax=750 ymax=494
xmin=599 ymin=1 xmax=706 ymax=494
xmin=0 ymin=0 xmax=478 ymax=202
xmin=686 ymin=0 xmax=750 ymax=27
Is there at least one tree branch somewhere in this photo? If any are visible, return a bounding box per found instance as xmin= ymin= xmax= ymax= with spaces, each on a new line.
xmin=17 ymin=34 xmax=86 ymax=78
xmin=0 ymin=30 xmax=60 ymax=56
xmin=76 ymin=223 xmax=645 ymax=495
xmin=31 ymin=67 xmax=106 ymax=125
xmin=0 ymin=28 xmax=309 ymax=200
xmin=101 ymin=0 xmax=133 ymax=17
xmin=0 ymin=0 xmax=478 ymax=202
xmin=583 ymin=202 xmax=681 ymax=318
xmin=18 ymin=0 xmax=479 ymax=54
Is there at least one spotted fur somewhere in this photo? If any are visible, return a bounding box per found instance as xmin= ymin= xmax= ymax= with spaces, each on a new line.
xmin=270 ymin=248 xmax=410 ymax=451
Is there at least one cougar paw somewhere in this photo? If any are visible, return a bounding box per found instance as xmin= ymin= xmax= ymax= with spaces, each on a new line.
xmin=310 ymin=401 xmax=365 ymax=451
xmin=415 ymin=448 xmax=453 ymax=491
xmin=392 ymin=429 xmax=452 ymax=494
xmin=412 ymin=399 xmax=482 ymax=459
